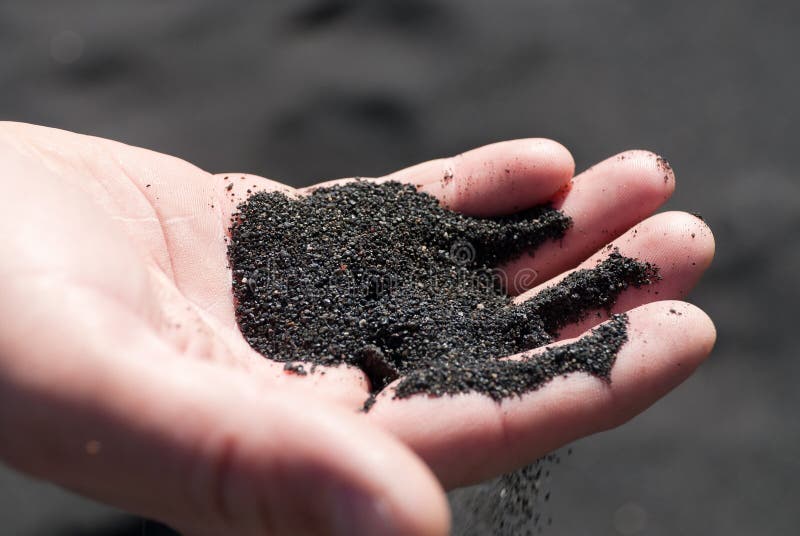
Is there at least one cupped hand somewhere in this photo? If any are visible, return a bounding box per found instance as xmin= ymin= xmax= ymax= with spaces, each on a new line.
xmin=0 ymin=122 xmax=714 ymax=535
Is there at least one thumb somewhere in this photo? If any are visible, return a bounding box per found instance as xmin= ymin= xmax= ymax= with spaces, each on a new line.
xmin=0 ymin=321 xmax=449 ymax=535
xmin=179 ymin=363 xmax=452 ymax=536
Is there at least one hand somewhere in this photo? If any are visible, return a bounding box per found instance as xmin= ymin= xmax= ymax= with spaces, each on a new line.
xmin=0 ymin=122 xmax=714 ymax=535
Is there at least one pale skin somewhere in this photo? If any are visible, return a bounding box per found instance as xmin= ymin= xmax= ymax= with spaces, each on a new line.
xmin=0 ymin=122 xmax=715 ymax=536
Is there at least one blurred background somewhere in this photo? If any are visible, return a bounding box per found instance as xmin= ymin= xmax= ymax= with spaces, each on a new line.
xmin=1 ymin=1 xmax=798 ymax=534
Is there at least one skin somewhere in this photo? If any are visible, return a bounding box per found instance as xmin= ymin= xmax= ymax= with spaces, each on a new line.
xmin=0 ymin=122 xmax=715 ymax=535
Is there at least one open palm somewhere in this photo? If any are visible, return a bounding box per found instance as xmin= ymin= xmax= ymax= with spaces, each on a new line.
xmin=0 ymin=122 xmax=714 ymax=536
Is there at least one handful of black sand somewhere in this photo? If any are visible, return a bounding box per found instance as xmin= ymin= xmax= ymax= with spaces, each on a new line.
xmin=228 ymin=181 xmax=658 ymax=409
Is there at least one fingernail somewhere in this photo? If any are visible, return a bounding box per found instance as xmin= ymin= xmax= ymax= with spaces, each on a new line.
xmin=330 ymin=485 xmax=397 ymax=536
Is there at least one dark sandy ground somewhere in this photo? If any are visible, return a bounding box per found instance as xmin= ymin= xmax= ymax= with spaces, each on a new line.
xmin=1 ymin=1 xmax=798 ymax=534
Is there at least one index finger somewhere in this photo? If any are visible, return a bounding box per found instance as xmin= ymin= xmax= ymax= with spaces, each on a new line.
xmin=304 ymin=139 xmax=575 ymax=217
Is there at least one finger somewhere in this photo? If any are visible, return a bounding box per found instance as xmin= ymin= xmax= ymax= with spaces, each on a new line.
xmin=514 ymin=211 xmax=714 ymax=340
xmin=0 ymin=295 xmax=448 ymax=536
xmin=500 ymin=150 xmax=676 ymax=293
xmin=367 ymin=300 xmax=715 ymax=488
xmin=303 ymin=139 xmax=575 ymax=216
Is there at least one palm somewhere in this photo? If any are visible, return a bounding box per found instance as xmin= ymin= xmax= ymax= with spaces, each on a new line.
xmin=0 ymin=123 xmax=714 ymax=535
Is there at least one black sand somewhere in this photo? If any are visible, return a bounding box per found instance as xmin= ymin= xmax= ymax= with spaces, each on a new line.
xmin=228 ymin=181 xmax=658 ymax=408
xmin=451 ymin=453 xmax=568 ymax=536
